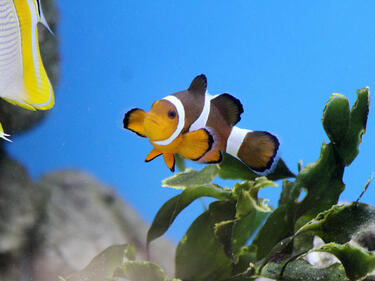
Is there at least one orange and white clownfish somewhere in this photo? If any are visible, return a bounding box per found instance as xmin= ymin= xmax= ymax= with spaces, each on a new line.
xmin=123 ymin=74 xmax=280 ymax=175
xmin=0 ymin=0 xmax=54 ymax=141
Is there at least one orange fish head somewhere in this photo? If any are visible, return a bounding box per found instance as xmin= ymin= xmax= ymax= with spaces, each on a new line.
xmin=144 ymin=100 xmax=179 ymax=142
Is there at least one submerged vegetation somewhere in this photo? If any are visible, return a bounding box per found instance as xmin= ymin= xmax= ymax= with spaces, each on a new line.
xmin=60 ymin=88 xmax=373 ymax=281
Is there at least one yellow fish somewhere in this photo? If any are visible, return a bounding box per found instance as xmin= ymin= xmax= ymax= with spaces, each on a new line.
xmin=0 ymin=0 xmax=54 ymax=141
xmin=124 ymin=75 xmax=280 ymax=175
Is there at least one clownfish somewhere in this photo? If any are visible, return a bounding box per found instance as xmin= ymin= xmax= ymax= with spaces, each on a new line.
xmin=123 ymin=74 xmax=280 ymax=175
xmin=0 ymin=0 xmax=54 ymax=141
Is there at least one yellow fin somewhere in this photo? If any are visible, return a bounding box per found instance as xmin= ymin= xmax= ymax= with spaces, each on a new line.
xmin=0 ymin=123 xmax=11 ymax=142
xmin=123 ymin=108 xmax=146 ymax=137
xmin=163 ymin=152 xmax=175 ymax=172
xmin=177 ymin=129 xmax=213 ymax=161
xmin=145 ymin=148 xmax=162 ymax=162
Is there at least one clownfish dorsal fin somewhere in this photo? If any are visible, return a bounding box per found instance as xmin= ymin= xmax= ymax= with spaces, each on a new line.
xmin=188 ymin=74 xmax=207 ymax=95
xmin=211 ymin=93 xmax=244 ymax=126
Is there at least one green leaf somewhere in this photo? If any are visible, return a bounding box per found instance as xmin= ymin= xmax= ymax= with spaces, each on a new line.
xmin=162 ymin=165 xmax=219 ymax=189
xmin=218 ymin=153 xmax=295 ymax=181
xmin=233 ymin=178 xmax=276 ymax=218
xmin=335 ymin=87 xmax=370 ymax=166
xmin=232 ymin=245 xmax=257 ymax=276
xmin=174 ymin=154 xmax=186 ymax=172
xmin=297 ymin=202 xmax=375 ymax=244
xmin=232 ymin=210 xmax=270 ymax=256
xmin=213 ymin=178 xmax=275 ymax=262
xmin=278 ymin=179 xmax=297 ymax=206
xmin=175 ymin=200 xmax=235 ymax=281
xmin=214 ymin=219 xmax=236 ymax=262
xmin=314 ymin=242 xmax=375 ymax=280
xmin=252 ymin=204 xmax=296 ymax=260
xmin=254 ymin=142 xmax=347 ymax=259
xmin=253 ymin=90 xmax=370 ymax=260
xmin=119 ymin=261 xmax=166 ymax=281
xmin=294 ymin=143 xmax=345 ymax=230
xmin=260 ymin=258 xmax=346 ymax=281
xmin=62 ymin=244 xmax=130 ymax=281
xmin=322 ymin=93 xmax=350 ymax=144
xmin=147 ymin=185 xmax=231 ymax=246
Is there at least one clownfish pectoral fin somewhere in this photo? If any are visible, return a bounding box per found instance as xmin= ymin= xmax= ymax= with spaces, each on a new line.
xmin=145 ymin=148 xmax=162 ymax=162
xmin=123 ymin=108 xmax=147 ymax=137
xmin=163 ymin=153 xmax=175 ymax=172
xmin=211 ymin=94 xmax=244 ymax=126
xmin=177 ymin=128 xmax=213 ymax=161
xmin=188 ymin=74 xmax=207 ymax=96
xmin=0 ymin=123 xmax=11 ymax=142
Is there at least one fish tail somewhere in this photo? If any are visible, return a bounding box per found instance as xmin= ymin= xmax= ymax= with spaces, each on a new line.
xmin=225 ymin=126 xmax=279 ymax=175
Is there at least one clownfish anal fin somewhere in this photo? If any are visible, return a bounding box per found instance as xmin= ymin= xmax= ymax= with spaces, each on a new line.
xmin=145 ymin=148 xmax=162 ymax=162
xmin=163 ymin=153 xmax=175 ymax=172
xmin=188 ymin=74 xmax=207 ymax=95
xmin=211 ymin=94 xmax=244 ymax=126
xmin=177 ymin=128 xmax=213 ymax=161
xmin=123 ymin=108 xmax=147 ymax=137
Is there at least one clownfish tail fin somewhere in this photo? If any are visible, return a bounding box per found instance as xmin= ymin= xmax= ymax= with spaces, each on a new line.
xmin=123 ymin=108 xmax=147 ymax=137
xmin=226 ymin=127 xmax=279 ymax=175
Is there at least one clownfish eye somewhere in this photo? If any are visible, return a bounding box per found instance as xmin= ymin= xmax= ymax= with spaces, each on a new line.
xmin=168 ymin=109 xmax=177 ymax=119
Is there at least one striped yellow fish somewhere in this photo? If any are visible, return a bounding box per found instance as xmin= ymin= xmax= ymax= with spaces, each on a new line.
xmin=0 ymin=0 xmax=54 ymax=141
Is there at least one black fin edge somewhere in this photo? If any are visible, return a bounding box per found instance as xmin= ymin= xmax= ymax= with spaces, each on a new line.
xmin=189 ymin=128 xmax=214 ymax=161
xmin=170 ymin=156 xmax=175 ymax=172
xmin=123 ymin=108 xmax=146 ymax=138
xmin=188 ymin=74 xmax=207 ymax=94
xmin=249 ymin=131 xmax=280 ymax=173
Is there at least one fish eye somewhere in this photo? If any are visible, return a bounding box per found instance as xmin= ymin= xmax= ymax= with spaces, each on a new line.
xmin=168 ymin=109 xmax=177 ymax=119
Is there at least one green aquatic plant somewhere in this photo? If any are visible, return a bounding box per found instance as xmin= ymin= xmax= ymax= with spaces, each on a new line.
xmin=60 ymin=87 xmax=373 ymax=281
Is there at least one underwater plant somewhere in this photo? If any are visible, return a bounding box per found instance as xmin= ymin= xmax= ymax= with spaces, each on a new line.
xmin=60 ymin=87 xmax=374 ymax=281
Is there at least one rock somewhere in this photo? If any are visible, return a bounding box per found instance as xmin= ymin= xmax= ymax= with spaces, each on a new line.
xmin=0 ymin=0 xmax=59 ymax=136
xmin=31 ymin=170 xmax=175 ymax=280
xmin=0 ymin=154 xmax=175 ymax=281
xmin=0 ymin=150 xmax=45 ymax=280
